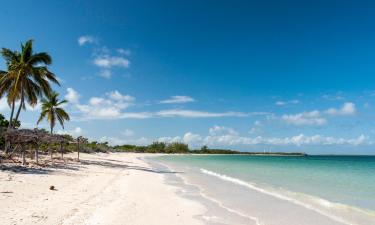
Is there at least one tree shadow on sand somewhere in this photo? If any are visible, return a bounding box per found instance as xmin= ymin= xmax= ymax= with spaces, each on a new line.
xmin=0 ymin=161 xmax=82 ymax=175
xmin=0 ymin=157 xmax=182 ymax=175
xmin=80 ymin=158 xmax=183 ymax=174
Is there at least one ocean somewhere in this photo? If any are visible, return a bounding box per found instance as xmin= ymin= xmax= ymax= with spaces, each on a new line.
xmin=148 ymin=155 xmax=375 ymax=225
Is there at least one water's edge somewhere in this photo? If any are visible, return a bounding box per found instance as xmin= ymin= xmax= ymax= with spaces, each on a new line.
xmin=143 ymin=155 xmax=375 ymax=225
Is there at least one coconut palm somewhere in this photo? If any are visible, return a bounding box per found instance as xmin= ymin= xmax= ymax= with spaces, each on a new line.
xmin=0 ymin=39 xmax=60 ymax=128
xmin=37 ymin=92 xmax=70 ymax=134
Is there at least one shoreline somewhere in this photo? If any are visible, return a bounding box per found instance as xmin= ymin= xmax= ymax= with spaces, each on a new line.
xmin=150 ymin=154 xmax=375 ymax=225
xmin=0 ymin=153 xmax=206 ymax=225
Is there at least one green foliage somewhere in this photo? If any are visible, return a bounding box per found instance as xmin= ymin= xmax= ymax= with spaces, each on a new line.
xmin=0 ymin=113 xmax=20 ymax=149
xmin=147 ymin=141 xmax=166 ymax=153
xmin=37 ymin=91 xmax=70 ymax=133
xmin=165 ymin=142 xmax=189 ymax=153
xmin=0 ymin=39 xmax=60 ymax=127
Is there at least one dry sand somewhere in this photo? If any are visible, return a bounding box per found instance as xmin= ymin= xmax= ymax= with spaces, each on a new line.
xmin=0 ymin=153 xmax=205 ymax=225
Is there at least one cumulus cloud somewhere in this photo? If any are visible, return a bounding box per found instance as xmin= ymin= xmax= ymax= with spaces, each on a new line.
xmin=78 ymin=35 xmax=97 ymax=46
xmin=57 ymin=127 xmax=83 ymax=137
xmin=65 ymin=88 xmax=80 ymax=104
xmin=92 ymin=47 xmax=130 ymax=78
xmin=0 ymin=98 xmax=41 ymax=113
xmin=160 ymin=96 xmax=195 ymax=104
xmin=209 ymin=125 xmax=239 ymax=136
xmin=78 ymin=36 xmax=130 ymax=78
xmin=281 ymin=102 xmax=357 ymax=126
xmin=282 ymin=110 xmax=327 ymax=126
xmin=326 ymin=102 xmax=356 ymax=116
xmin=182 ymin=132 xmax=202 ymax=144
xmin=93 ymin=56 xmax=130 ymax=69
xmin=147 ymin=128 xmax=369 ymax=148
xmin=70 ymin=90 xmax=135 ymax=120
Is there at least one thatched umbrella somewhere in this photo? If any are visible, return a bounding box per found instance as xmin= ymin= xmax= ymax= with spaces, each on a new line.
xmin=4 ymin=128 xmax=69 ymax=165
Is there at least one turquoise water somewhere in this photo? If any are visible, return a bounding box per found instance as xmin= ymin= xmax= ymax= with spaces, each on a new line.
xmin=153 ymin=155 xmax=375 ymax=224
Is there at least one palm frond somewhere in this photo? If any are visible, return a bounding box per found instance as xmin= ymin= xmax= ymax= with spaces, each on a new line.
xmin=22 ymin=39 xmax=33 ymax=62
xmin=0 ymin=48 xmax=19 ymax=63
xmin=56 ymin=108 xmax=70 ymax=121
xmin=28 ymin=52 xmax=52 ymax=65
xmin=37 ymin=110 xmax=48 ymax=125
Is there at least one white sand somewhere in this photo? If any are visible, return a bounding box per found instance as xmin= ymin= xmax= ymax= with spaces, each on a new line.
xmin=0 ymin=153 xmax=205 ymax=225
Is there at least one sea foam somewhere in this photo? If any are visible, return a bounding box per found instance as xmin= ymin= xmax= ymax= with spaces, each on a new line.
xmin=200 ymin=168 xmax=375 ymax=225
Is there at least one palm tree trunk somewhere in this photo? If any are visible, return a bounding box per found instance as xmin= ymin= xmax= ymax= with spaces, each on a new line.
xmin=60 ymin=143 xmax=63 ymax=159
xmin=50 ymin=147 xmax=53 ymax=161
xmin=5 ymin=100 xmax=16 ymax=154
xmin=14 ymin=90 xmax=24 ymax=126
xmin=8 ymin=99 xmax=15 ymax=128
xmin=35 ymin=144 xmax=39 ymax=165
xmin=21 ymin=145 xmax=26 ymax=166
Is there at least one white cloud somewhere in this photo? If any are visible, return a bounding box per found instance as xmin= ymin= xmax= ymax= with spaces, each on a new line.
xmin=78 ymin=35 xmax=96 ymax=46
xmin=209 ymin=125 xmax=239 ymax=136
xmin=281 ymin=110 xmax=327 ymax=126
xmin=57 ymin=127 xmax=83 ymax=137
xmin=156 ymin=109 xmax=248 ymax=118
xmin=93 ymin=56 xmax=130 ymax=68
xmin=183 ymin=132 xmax=202 ymax=144
xmin=107 ymin=91 xmax=135 ymax=102
xmin=280 ymin=102 xmax=357 ymax=126
xmin=275 ymin=100 xmax=299 ymax=106
xmin=158 ymin=132 xmax=369 ymax=147
xmin=81 ymin=38 xmax=130 ymax=78
xmin=160 ymin=96 xmax=195 ymax=104
xmin=74 ymin=109 xmax=248 ymax=120
xmin=65 ymin=88 xmax=80 ymax=104
xmin=73 ymin=90 xmax=135 ymax=120
xmin=0 ymin=98 xmax=41 ymax=113
xmin=326 ymin=102 xmax=356 ymax=116
xmin=66 ymin=89 xmax=253 ymax=121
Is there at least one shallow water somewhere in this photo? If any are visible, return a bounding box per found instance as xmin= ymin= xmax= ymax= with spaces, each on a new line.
xmin=149 ymin=155 xmax=375 ymax=225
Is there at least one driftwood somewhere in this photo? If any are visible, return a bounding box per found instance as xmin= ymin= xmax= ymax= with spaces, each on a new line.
xmin=2 ymin=128 xmax=77 ymax=165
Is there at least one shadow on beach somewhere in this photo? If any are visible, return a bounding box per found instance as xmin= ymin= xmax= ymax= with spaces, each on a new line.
xmin=80 ymin=158 xmax=183 ymax=174
xmin=0 ymin=156 xmax=182 ymax=175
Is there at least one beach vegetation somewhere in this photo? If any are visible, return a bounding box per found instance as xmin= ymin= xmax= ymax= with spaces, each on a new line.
xmin=37 ymin=91 xmax=70 ymax=134
xmin=0 ymin=39 xmax=59 ymax=128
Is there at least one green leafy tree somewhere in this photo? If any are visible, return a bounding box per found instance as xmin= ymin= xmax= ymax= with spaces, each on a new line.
xmin=166 ymin=142 xmax=189 ymax=153
xmin=148 ymin=141 xmax=166 ymax=153
xmin=0 ymin=39 xmax=60 ymax=127
xmin=37 ymin=92 xmax=70 ymax=134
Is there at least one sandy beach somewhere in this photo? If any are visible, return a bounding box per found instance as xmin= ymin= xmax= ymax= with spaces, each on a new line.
xmin=0 ymin=153 xmax=205 ymax=225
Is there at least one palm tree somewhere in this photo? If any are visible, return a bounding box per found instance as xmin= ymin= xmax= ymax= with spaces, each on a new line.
xmin=37 ymin=92 xmax=70 ymax=134
xmin=0 ymin=39 xmax=60 ymax=128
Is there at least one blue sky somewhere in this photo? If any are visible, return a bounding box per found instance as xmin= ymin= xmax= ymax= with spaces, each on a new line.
xmin=1 ymin=0 xmax=375 ymax=154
